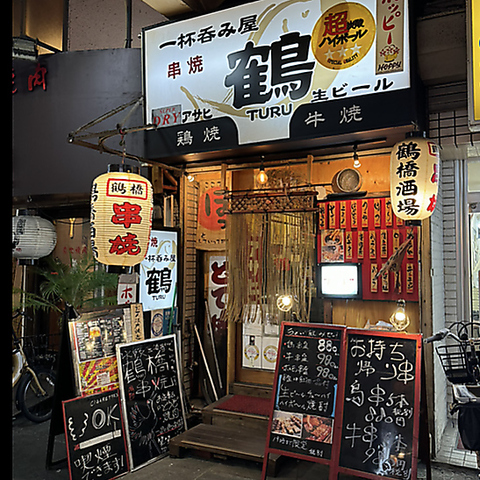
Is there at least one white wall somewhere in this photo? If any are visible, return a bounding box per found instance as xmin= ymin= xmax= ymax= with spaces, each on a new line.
xmin=429 ymin=158 xmax=449 ymax=454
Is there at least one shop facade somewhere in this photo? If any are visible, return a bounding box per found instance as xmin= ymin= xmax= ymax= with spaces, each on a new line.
xmin=12 ymin=0 xmax=480 ymax=474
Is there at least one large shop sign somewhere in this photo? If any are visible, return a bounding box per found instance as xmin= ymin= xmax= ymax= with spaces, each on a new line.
xmin=143 ymin=0 xmax=411 ymax=159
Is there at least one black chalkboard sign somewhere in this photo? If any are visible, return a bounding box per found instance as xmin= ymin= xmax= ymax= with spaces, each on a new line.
xmin=116 ymin=335 xmax=186 ymax=470
xmin=337 ymin=329 xmax=422 ymax=480
xmin=266 ymin=322 xmax=345 ymax=463
xmin=262 ymin=326 xmax=422 ymax=480
xmin=62 ymin=389 xmax=129 ymax=480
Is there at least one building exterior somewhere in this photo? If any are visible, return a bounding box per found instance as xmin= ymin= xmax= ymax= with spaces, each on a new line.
xmin=12 ymin=0 xmax=480 ymax=470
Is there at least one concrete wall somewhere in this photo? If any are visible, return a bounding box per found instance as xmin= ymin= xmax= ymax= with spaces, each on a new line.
xmin=67 ymin=0 xmax=166 ymax=51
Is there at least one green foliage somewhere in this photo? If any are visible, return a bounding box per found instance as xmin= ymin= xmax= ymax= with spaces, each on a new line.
xmin=13 ymin=253 xmax=118 ymax=312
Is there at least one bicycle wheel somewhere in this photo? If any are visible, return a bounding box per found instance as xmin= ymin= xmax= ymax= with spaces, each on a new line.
xmin=16 ymin=367 xmax=55 ymax=423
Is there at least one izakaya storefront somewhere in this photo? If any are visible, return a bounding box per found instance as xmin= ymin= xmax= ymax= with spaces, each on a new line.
xmin=142 ymin=0 xmax=430 ymax=381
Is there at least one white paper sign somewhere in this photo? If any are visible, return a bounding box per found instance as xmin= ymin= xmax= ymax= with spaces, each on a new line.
xmin=139 ymin=229 xmax=178 ymax=311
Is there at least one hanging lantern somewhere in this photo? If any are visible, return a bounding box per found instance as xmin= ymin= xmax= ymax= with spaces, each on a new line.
xmin=12 ymin=211 xmax=57 ymax=264
xmin=90 ymin=165 xmax=153 ymax=271
xmin=390 ymin=134 xmax=440 ymax=221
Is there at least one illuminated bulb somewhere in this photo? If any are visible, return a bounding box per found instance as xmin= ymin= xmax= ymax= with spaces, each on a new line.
xmin=257 ymin=167 xmax=268 ymax=185
xmin=186 ymin=174 xmax=195 ymax=182
xmin=353 ymin=152 xmax=361 ymax=168
xmin=389 ymin=299 xmax=410 ymax=330
xmin=277 ymin=294 xmax=294 ymax=312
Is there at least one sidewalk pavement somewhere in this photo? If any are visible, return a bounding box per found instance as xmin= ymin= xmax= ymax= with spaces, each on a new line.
xmin=12 ymin=412 xmax=479 ymax=480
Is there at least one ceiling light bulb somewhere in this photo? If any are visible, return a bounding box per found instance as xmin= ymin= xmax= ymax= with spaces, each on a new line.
xmin=257 ymin=168 xmax=268 ymax=185
xmin=277 ymin=294 xmax=294 ymax=312
xmin=390 ymin=299 xmax=409 ymax=330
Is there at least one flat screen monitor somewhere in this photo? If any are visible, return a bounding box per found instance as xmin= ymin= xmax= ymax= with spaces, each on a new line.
xmin=317 ymin=263 xmax=362 ymax=299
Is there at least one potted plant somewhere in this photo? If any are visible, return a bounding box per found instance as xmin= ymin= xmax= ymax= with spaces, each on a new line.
xmin=13 ymin=252 xmax=118 ymax=315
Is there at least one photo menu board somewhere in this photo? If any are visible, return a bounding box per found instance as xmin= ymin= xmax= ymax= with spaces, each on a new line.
xmin=262 ymin=324 xmax=422 ymax=480
xmin=266 ymin=323 xmax=345 ymax=462
xmin=69 ymin=305 xmax=145 ymax=396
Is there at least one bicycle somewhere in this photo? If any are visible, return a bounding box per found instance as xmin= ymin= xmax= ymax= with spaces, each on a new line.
xmin=12 ymin=310 xmax=56 ymax=423
xmin=425 ymin=321 xmax=480 ymax=469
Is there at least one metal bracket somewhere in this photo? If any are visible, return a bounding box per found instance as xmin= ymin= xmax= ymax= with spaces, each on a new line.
xmin=67 ymin=96 xmax=182 ymax=174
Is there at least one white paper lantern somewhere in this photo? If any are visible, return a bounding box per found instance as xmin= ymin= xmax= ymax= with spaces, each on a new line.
xmin=90 ymin=165 xmax=153 ymax=270
xmin=390 ymin=135 xmax=440 ymax=221
xmin=12 ymin=213 xmax=57 ymax=264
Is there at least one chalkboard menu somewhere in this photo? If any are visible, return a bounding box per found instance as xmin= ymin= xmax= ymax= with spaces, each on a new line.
xmin=63 ymin=390 xmax=129 ymax=480
xmin=338 ymin=329 xmax=421 ymax=479
xmin=116 ymin=335 xmax=186 ymax=470
xmin=262 ymin=325 xmax=422 ymax=480
xmin=268 ymin=323 xmax=345 ymax=461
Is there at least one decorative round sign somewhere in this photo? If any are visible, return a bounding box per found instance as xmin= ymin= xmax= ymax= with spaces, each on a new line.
xmin=311 ymin=2 xmax=376 ymax=70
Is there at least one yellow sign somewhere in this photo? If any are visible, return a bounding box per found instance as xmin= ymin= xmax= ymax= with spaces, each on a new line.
xmin=471 ymin=0 xmax=480 ymax=122
xmin=311 ymin=2 xmax=376 ymax=70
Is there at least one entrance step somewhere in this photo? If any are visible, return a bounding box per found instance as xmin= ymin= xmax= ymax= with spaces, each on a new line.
xmin=168 ymin=423 xmax=282 ymax=476
xmin=231 ymin=382 xmax=273 ymax=398
xmin=202 ymin=393 xmax=272 ymax=433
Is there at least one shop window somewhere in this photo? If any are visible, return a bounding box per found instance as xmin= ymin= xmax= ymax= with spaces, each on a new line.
xmin=468 ymin=159 xmax=480 ymax=322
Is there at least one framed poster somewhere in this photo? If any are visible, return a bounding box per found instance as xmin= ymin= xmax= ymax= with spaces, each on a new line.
xmin=116 ymin=335 xmax=187 ymax=470
xmin=69 ymin=305 xmax=144 ymax=396
xmin=139 ymin=229 xmax=178 ymax=312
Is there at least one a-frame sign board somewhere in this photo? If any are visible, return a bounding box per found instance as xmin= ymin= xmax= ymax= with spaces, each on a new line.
xmin=262 ymin=323 xmax=422 ymax=480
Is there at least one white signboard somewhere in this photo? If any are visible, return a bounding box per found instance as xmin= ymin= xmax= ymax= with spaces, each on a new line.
xmin=139 ymin=229 xmax=178 ymax=311
xmin=143 ymin=0 xmax=410 ymax=148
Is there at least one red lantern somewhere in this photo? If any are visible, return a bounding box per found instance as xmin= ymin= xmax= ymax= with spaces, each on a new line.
xmin=91 ymin=165 xmax=153 ymax=270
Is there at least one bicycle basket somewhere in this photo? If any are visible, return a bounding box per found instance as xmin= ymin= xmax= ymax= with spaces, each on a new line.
xmin=435 ymin=343 xmax=477 ymax=384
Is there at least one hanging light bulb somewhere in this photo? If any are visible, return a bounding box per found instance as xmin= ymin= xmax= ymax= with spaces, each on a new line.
xmin=353 ymin=143 xmax=361 ymax=168
xmin=277 ymin=294 xmax=294 ymax=312
xmin=389 ymin=299 xmax=410 ymax=331
xmin=256 ymin=160 xmax=268 ymax=185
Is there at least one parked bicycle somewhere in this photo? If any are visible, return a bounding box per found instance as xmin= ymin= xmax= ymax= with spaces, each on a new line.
xmin=12 ymin=310 xmax=56 ymax=423
xmin=425 ymin=321 xmax=480 ymax=468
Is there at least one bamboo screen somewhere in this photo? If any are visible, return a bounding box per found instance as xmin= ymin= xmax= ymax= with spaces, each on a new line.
xmin=225 ymin=211 xmax=315 ymax=324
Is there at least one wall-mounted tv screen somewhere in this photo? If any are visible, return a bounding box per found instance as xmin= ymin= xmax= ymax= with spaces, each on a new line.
xmin=317 ymin=263 xmax=362 ymax=299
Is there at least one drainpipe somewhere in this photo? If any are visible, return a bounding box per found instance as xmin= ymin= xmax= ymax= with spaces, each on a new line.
xmin=125 ymin=0 xmax=132 ymax=48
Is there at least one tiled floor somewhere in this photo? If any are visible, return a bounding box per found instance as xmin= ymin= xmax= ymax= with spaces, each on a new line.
xmin=435 ymin=417 xmax=479 ymax=470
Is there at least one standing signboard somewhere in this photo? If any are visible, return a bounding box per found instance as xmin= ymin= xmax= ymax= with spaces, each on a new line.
xmin=62 ymin=389 xmax=129 ymax=480
xmin=337 ymin=329 xmax=421 ymax=479
xmin=262 ymin=323 xmax=422 ymax=480
xmin=267 ymin=323 xmax=345 ymax=461
xmin=68 ymin=305 xmax=145 ymax=396
xmin=116 ymin=335 xmax=187 ymax=470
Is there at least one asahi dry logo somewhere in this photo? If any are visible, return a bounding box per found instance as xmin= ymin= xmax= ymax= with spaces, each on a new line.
xmin=152 ymin=105 xmax=182 ymax=127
